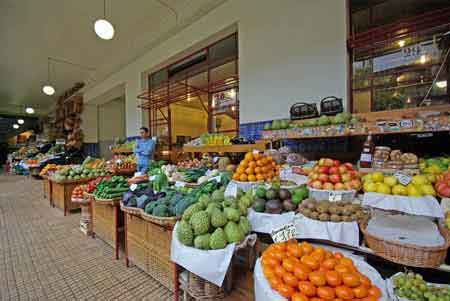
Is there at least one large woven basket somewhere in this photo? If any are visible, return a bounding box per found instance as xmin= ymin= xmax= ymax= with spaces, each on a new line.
xmin=141 ymin=212 xmax=178 ymax=228
xmin=360 ymin=219 xmax=450 ymax=268
xmin=120 ymin=202 xmax=143 ymax=217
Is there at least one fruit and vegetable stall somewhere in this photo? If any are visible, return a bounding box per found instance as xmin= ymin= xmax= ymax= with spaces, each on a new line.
xmin=24 ymin=109 xmax=450 ymax=301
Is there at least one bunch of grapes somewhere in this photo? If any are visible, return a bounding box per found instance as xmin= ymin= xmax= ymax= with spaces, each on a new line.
xmin=392 ymin=272 xmax=450 ymax=301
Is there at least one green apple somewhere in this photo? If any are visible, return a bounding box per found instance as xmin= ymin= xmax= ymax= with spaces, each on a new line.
xmin=377 ymin=183 xmax=391 ymax=194
xmin=392 ymin=184 xmax=408 ymax=196
xmin=383 ymin=176 xmax=398 ymax=187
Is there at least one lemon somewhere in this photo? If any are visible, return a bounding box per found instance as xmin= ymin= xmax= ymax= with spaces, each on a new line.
xmin=366 ymin=182 xmax=378 ymax=192
xmin=371 ymin=172 xmax=384 ymax=183
xmin=392 ymin=184 xmax=407 ymax=196
xmin=420 ymin=184 xmax=436 ymax=196
xmin=383 ymin=176 xmax=398 ymax=187
xmin=425 ymin=174 xmax=436 ymax=184
xmin=362 ymin=174 xmax=373 ymax=183
xmin=377 ymin=183 xmax=391 ymax=194
xmin=412 ymin=175 xmax=428 ymax=186
xmin=407 ymin=184 xmax=423 ymax=197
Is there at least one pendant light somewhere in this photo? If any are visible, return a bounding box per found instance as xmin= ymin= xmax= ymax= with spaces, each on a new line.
xmin=42 ymin=57 xmax=55 ymax=96
xmin=25 ymin=107 xmax=35 ymax=114
xmin=17 ymin=119 xmax=24 ymax=125
xmin=94 ymin=0 xmax=115 ymax=40
xmin=13 ymin=124 xmax=19 ymax=129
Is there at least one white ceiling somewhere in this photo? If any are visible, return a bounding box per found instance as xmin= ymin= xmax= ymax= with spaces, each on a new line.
xmin=0 ymin=0 xmax=226 ymax=116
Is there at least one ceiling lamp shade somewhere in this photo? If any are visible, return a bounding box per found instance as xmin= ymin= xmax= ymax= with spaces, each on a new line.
xmin=25 ymin=107 xmax=35 ymax=114
xmin=17 ymin=119 xmax=24 ymax=124
xmin=13 ymin=124 xmax=19 ymax=129
xmin=42 ymin=84 xmax=55 ymax=95
xmin=94 ymin=19 xmax=114 ymax=40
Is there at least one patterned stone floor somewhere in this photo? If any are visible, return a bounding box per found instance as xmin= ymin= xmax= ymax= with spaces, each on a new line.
xmin=0 ymin=174 xmax=173 ymax=300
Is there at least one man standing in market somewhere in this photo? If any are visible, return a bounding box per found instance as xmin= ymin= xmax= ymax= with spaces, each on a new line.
xmin=134 ymin=127 xmax=155 ymax=173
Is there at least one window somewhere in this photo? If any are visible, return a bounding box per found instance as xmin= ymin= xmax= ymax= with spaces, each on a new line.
xmin=349 ymin=0 xmax=450 ymax=112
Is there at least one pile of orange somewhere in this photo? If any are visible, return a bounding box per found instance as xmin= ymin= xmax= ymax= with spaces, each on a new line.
xmin=232 ymin=152 xmax=280 ymax=182
xmin=261 ymin=241 xmax=382 ymax=301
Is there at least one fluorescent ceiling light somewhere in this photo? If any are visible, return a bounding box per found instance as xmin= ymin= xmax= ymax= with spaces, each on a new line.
xmin=436 ymin=80 xmax=447 ymax=88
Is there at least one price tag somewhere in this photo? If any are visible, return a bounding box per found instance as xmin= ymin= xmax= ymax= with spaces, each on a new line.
xmin=270 ymin=223 xmax=296 ymax=243
xmin=208 ymin=176 xmax=221 ymax=183
xmin=329 ymin=191 xmax=342 ymax=202
xmin=55 ymin=139 xmax=65 ymax=145
xmin=130 ymin=184 xmax=138 ymax=192
xmin=149 ymin=175 xmax=156 ymax=181
xmin=394 ymin=171 xmax=412 ymax=186
xmin=175 ymin=181 xmax=186 ymax=188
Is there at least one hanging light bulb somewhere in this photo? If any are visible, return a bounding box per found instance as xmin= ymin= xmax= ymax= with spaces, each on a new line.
xmin=420 ymin=55 xmax=427 ymax=64
xmin=13 ymin=124 xmax=19 ymax=129
xmin=42 ymin=57 xmax=55 ymax=95
xmin=17 ymin=119 xmax=24 ymax=125
xmin=229 ymin=89 xmax=236 ymax=98
xmin=95 ymin=0 xmax=114 ymax=40
xmin=397 ymin=40 xmax=405 ymax=47
xmin=25 ymin=107 xmax=35 ymax=114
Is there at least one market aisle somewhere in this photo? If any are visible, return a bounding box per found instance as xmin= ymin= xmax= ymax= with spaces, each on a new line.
xmin=0 ymin=174 xmax=173 ymax=300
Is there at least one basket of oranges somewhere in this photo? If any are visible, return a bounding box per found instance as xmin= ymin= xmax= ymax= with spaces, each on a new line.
xmin=258 ymin=240 xmax=385 ymax=300
xmin=232 ymin=152 xmax=281 ymax=183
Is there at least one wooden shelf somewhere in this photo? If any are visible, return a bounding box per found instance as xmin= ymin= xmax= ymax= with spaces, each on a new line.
xmin=183 ymin=141 xmax=267 ymax=153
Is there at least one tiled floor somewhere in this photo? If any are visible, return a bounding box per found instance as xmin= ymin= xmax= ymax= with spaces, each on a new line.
xmin=0 ymin=174 xmax=173 ymax=300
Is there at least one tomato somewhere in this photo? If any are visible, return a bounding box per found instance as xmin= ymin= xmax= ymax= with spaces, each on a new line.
xmin=309 ymin=271 xmax=327 ymax=287
xmin=302 ymin=256 xmax=320 ymax=271
xmin=334 ymin=252 xmax=344 ymax=260
xmin=338 ymin=257 xmax=354 ymax=267
xmin=287 ymin=243 xmax=303 ymax=258
xmin=299 ymin=241 xmax=314 ymax=255
xmin=262 ymin=255 xmax=279 ymax=268
xmin=335 ymin=286 xmax=354 ymax=300
xmin=293 ymin=264 xmax=311 ymax=281
xmin=291 ymin=292 xmax=310 ymax=301
xmin=274 ymin=265 xmax=286 ymax=278
xmin=361 ymin=296 xmax=378 ymax=301
xmin=262 ymin=266 xmax=275 ymax=279
xmin=325 ymin=270 xmax=342 ymax=287
xmin=334 ymin=264 xmax=352 ymax=274
xmin=277 ymin=283 xmax=295 ymax=298
xmin=298 ymin=281 xmax=317 ymax=297
xmin=317 ymin=286 xmax=335 ymax=300
xmin=358 ymin=274 xmax=372 ymax=287
xmin=341 ymin=273 xmax=361 ymax=288
xmin=267 ymin=275 xmax=283 ymax=290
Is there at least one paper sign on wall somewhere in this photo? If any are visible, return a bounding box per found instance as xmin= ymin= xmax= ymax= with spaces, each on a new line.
xmin=271 ymin=223 xmax=296 ymax=243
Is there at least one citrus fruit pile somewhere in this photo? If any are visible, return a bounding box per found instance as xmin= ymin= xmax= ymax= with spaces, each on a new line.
xmin=232 ymin=152 xmax=280 ymax=182
xmin=261 ymin=240 xmax=382 ymax=300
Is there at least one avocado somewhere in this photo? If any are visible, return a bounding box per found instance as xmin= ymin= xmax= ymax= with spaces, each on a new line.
xmin=252 ymin=198 xmax=266 ymax=213
xmin=265 ymin=189 xmax=278 ymax=200
xmin=278 ymin=189 xmax=291 ymax=201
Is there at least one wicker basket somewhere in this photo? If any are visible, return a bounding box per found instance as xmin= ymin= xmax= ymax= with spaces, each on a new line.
xmin=360 ymin=219 xmax=450 ymax=268
xmin=120 ymin=202 xmax=143 ymax=217
xmin=141 ymin=212 xmax=178 ymax=228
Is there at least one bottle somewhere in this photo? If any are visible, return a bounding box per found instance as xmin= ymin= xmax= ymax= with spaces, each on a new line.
xmin=360 ymin=133 xmax=374 ymax=168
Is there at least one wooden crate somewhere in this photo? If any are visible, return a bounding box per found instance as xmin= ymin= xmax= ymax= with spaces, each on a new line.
xmin=43 ymin=177 xmax=52 ymax=202
xmin=92 ymin=201 xmax=123 ymax=259
xmin=50 ymin=179 xmax=90 ymax=215
xmin=125 ymin=213 xmax=175 ymax=290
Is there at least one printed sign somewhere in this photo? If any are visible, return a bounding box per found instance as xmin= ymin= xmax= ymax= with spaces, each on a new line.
xmin=130 ymin=184 xmax=138 ymax=192
xmin=175 ymin=181 xmax=186 ymax=188
xmin=394 ymin=171 xmax=412 ymax=186
xmin=209 ymin=176 xmax=221 ymax=183
xmin=55 ymin=139 xmax=65 ymax=145
xmin=271 ymin=223 xmax=296 ymax=243
xmin=329 ymin=191 xmax=343 ymax=202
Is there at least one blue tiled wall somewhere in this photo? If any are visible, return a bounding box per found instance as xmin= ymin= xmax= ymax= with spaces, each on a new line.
xmin=239 ymin=120 xmax=272 ymax=141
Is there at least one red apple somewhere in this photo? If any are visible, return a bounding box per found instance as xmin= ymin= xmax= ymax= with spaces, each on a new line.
xmin=324 ymin=158 xmax=334 ymax=167
xmin=341 ymin=173 xmax=351 ymax=183
xmin=318 ymin=158 xmax=326 ymax=166
xmin=329 ymin=166 xmax=339 ymax=175
xmin=310 ymin=172 xmax=319 ymax=180
xmin=350 ymin=179 xmax=362 ymax=190
xmin=333 ymin=160 xmax=341 ymax=167
xmin=322 ymin=182 xmax=334 ymax=190
xmin=338 ymin=166 xmax=348 ymax=174
xmin=329 ymin=174 xmax=341 ymax=184
xmin=344 ymin=182 xmax=353 ymax=190
xmin=318 ymin=173 xmax=329 ymax=183
xmin=318 ymin=166 xmax=330 ymax=174
xmin=313 ymin=165 xmax=320 ymax=173
xmin=312 ymin=180 xmax=323 ymax=189
xmin=307 ymin=179 xmax=314 ymax=187
xmin=344 ymin=162 xmax=354 ymax=170
xmin=348 ymin=170 xmax=359 ymax=179
xmin=334 ymin=183 xmax=346 ymax=190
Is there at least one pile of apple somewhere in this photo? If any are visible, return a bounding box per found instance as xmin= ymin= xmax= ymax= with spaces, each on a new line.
xmin=307 ymin=158 xmax=361 ymax=191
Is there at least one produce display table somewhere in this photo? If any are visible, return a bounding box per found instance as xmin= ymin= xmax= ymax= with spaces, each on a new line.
xmin=29 ymin=165 xmax=42 ymax=178
xmin=92 ymin=197 xmax=123 ymax=260
xmin=42 ymin=176 xmax=52 ymax=203
xmin=183 ymin=141 xmax=267 ymax=154
xmin=50 ymin=178 xmax=93 ymax=216
xmin=122 ymin=207 xmax=176 ymax=291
